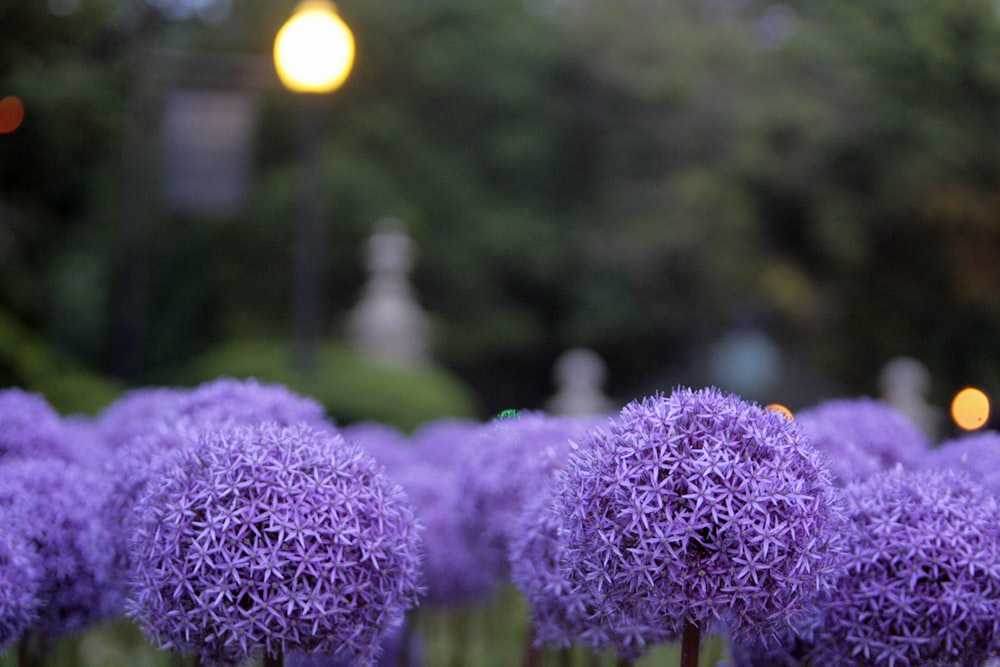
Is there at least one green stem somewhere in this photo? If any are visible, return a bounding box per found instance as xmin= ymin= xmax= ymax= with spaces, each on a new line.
xmin=16 ymin=630 xmax=45 ymax=667
xmin=400 ymin=609 xmax=418 ymax=667
xmin=450 ymin=609 xmax=469 ymax=667
xmin=680 ymin=621 xmax=701 ymax=667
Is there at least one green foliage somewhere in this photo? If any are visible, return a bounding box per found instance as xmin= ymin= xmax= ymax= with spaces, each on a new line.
xmin=0 ymin=310 xmax=122 ymax=415
xmin=168 ymin=338 xmax=480 ymax=431
xmin=3 ymin=0 xmax=1000 ymax=413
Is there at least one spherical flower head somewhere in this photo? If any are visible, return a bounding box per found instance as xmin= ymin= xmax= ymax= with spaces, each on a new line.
xmin=175 ymin=377 xmax=330 ymax=430
xmin=102 ymin=419 xmax=204 ymax=615
xmin=510 ymin=483 xmax=647 ymax=655
xmin=410 ymin=418 xmax=482 ymax=466
xmin=0 ymin=388 xmax=62 ymax=458
xmin=555 ymin=387 xmax=845 ymax=653
xmin=341 ymin=421 xmax=413 ymax=471
xmin=806 ymin=468 xmax=1000 ymax=667
xmin=795 ymin=397 xmax=931 ymax=484
xmin=0 ymin=519 xmax=43 ymax=651
xmin=96 ymin=386 xmax=189 ymax=448
xmin=925 ymin=430 xmax=1000 ymax=495
xmin=0 ymin=458 xmax=116 ymax=637
xmin=453 ymin=412 xmax=595 ymax=583
xmin=128 ymin=422 xmax=423 ymax=666
xmin=390 ymin=461 xmax=496 ymax=606
xmin=58 ymin=414 xmax=112 ymax=469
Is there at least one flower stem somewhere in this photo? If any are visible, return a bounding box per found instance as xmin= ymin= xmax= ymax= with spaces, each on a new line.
xmin=680 ymin=620 xmax=701 ymax=667
xmin=16 ymin=630 xmax=45 ymax=667
xmin=521 ymin=626 xmax=539 ymax=667
xmin=263 ymin=649 xmax=283 ymax=667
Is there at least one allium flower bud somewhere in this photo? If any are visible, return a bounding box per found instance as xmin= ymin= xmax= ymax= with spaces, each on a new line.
xmin=128 ymin=422 xmax=423 ymax=666
xmin=805 ymin=468 xmax=1000 ymax=667
xmin=0 ymin=458 xmax=116 ymax=637
xmin=796 ymin=397 xmax=931 ymax=484
xmin=555 ymin=387 xmax=844 ymax=657
xmin=0 ymin=521 xmax=43 ymax=650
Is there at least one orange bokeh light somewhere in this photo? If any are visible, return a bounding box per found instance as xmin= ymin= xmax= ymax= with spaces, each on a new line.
xmin=951 ymin=387 xmax=990 ymax=431
xmin=0 ymin=96 xmax=25 ymax=134
xmin=766 ymin=403 xmax=794 ymax=419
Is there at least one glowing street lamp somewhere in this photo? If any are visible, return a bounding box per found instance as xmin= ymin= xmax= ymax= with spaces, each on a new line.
xmin=274 ymin=1 xmax=355 ymax=94
xmin=951 ymin=387 xmax=991 ymax=431
xmin=274 ymin=1 xmax=355 ymax=372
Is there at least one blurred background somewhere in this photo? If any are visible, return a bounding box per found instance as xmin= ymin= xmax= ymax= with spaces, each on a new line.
xmin=2 ymin=0 xmax=999 ymax=431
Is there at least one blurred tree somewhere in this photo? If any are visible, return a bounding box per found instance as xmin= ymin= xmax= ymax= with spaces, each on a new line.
xmin=3 ymin=0 xmax=1000 ymax=418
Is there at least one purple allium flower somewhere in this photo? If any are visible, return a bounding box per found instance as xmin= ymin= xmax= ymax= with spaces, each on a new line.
xmin=390 ymin=461 xmax=496 ymax=606
xmin=453 ymin=412 xmax=594 ymax=585
xmin=0 ymin=388 xmax=106 ymax=466
xmin=341 ymin=421 xmax=414 ymax=471
xmin=0 ymin=458 xmax=116 ymax=637
xmin=924 ymin=430 xmax=1000 ymax=495
xmin=795 ymin=397 xmax=931 ymax=484
xmin=58 ymin=414 xmax=112 ymax=469
xmin=510 ymin=482 xmax=644 ymax=654
xmin=174 ymin=377 xmax=331 ymax=430
xmin=0 ymin=519 xmax=43 ymax=650
xmin=103 ymin=378 xmax=336 ymax=610
xmin=96 ymin=386 xmax=188 ymax=449
xmin=287 ymin=621 xmax=412 ymax=667
xmin=554 ymin=387 xmax=844 ymax=657
xmin=803 ymin=468 xmax=1000 ymax=667
xmin=409 ymin=418 xmax=481 ymax=467
xmin=127 ymin=422 xmax=423 ymax=666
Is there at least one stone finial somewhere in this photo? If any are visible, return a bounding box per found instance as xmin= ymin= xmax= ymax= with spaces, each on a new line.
xmin=546 ymin=347 xmax=616 ymax=417
xmin=345 ymin=218 xmax=431 ymax=366
xmin=879 ymin=356 xmax=941 ymax=439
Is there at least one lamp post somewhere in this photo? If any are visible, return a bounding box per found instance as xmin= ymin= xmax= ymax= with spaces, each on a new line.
xmin=273 ymin=0 xmax=355 ymax=373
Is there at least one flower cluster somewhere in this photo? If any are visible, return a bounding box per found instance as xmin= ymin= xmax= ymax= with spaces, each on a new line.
xmin=127 ymin=422 xmax=423 ymax=666
xmin=0 ymin=388 xmax=106 ymax=467
xmin=96 ymin=387 xmax=188 ymax=449
xmin=453 ymin=412 xmax=593 ymax=584
xmin=173 ymin=377 xmax=330 ymax=430
xmin=103 ymin=378 xmax=338 ymax=610
xmin=396 ymin=418 xmax=501 ymax=606
xmin=553 ymin=387 xmax=844 ymax=656
xmin=390 ymin=460 xmax=496 ymax=606
xmin=0 ymin=458 xmax=116 ymax=637
xmin=795 ymin=397 xmax=931 ymax=484
xmin=510 ymin=484 xmax=643 ymax=653
xmin=804 ymin=468 xmax=1000 ymax=667
xmin=0 ymin=521 xmax=43 ymax=651
xmin=924 ymin=430 xmax=1000 ymax=495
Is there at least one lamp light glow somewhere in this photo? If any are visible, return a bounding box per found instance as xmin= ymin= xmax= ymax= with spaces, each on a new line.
xmin=951 ymin=387 xmax=990 ymax=431
xmin=766 ymin=403 xmax=794 ymax=420
xmin=274 ymin=1 xmax=355 ymax=94
xmin=0 ymin=96 xmax=25 ymax=134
